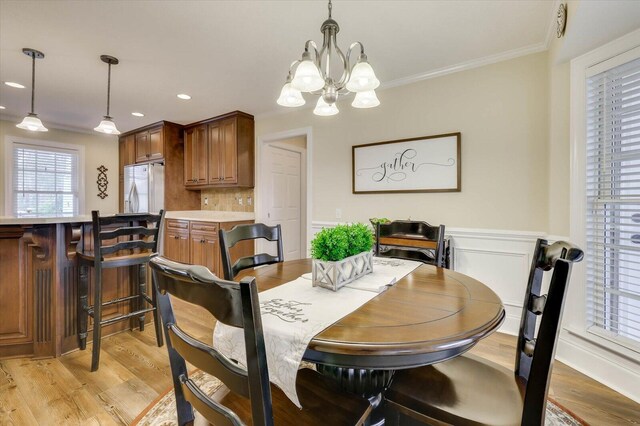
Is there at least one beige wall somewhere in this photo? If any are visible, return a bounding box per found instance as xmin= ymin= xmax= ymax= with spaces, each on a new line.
xmin=0 ymin=120 xmax=119 ymax=215
xmin=545 ymin=3 xmax=578 ymax=238
xmin=256 ymin=52 xmax=550 ymax=232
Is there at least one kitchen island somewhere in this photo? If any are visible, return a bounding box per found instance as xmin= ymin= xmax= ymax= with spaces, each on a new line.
xmin=0 ymin=211 xmax=255 ymax=359
xmin=1 ymin=217 xmax=90 ymax=358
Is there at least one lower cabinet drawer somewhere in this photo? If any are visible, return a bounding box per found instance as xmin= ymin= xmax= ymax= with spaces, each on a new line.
xmin=190 ymin=221 xmax=218 ymax=234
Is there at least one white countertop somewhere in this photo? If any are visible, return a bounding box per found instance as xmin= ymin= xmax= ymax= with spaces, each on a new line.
xmin=0 ymin=215 xmax=93 ymax=225
xmin=165 ymin=210 xmax=255 ymax=223
xmin=0 ymin=210 xmax=255 ymax=225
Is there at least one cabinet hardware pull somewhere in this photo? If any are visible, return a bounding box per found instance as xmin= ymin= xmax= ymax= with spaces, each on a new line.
xmin=174 ymin=235 xmax=179 ymax=239
xmin=200 ymin=239 xmax=206 ymax=243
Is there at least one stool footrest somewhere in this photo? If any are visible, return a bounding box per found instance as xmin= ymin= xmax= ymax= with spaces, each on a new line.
xmin=98 ymin=307 xmax=156 ymax=327
xmin=86 ymin=294 xmax=149 ymax=316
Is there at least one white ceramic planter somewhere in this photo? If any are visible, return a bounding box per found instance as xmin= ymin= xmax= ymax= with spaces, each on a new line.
xmin=312 ymin=251 xmax=374 ymax=291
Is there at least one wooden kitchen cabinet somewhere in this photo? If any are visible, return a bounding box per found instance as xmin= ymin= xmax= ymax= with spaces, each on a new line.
xmin=163 ymin=218 xmax=253 ymax=278
xmin=135 ymin=126 xmax=163 ymax=162
xmin=184 ymin=125 xmax=208 ymax=187
xmin=190 ymin=221 xmax=219 ymax=274
xmin=183 ymin=111 xmax=254 ymax=189
xmin=118 ymin=121 xmax=200 ymax=212
xmin=164 ymin=219 xmax=190 ymax=263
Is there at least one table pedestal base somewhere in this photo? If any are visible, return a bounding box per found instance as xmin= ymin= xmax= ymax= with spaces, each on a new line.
xmin=316 ymin=365 xmax=395 ymax=426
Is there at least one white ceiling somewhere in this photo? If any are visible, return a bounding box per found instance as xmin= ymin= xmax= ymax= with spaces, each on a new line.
xmin=0 ymin=0 xmax=559 ymax=133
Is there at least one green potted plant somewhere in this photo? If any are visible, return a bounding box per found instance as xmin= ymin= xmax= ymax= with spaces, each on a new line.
xmin=310 ymin=223 xmax=374 ymax=291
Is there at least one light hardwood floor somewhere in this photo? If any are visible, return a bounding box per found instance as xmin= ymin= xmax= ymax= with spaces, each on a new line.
xmin=1 ymin=299 xmax=638 ymax=425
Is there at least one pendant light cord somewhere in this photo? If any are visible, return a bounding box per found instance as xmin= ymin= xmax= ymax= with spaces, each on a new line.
xmin=328 ymin=0 xmax=332 ymax=18
xmin=30 ymin=53 xmax=35 ymax=114
xmin=106 ymin=63 xmax=111 ymax=117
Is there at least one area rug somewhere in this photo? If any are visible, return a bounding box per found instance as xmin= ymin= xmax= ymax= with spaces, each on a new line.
xmin=132 ymin=370 xmax=588 ymax=426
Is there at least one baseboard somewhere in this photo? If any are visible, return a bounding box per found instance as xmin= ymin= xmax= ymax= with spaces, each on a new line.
xmin=556 ymin=332 xmax=640 ymax=403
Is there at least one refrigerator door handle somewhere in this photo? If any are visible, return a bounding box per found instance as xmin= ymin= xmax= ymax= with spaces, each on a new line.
xmin=130 ymin=182 xmax=140 ymax=213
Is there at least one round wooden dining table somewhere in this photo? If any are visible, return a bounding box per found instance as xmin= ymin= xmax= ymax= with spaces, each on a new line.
xmin=237 ymin=258 xmax=505 ymax=425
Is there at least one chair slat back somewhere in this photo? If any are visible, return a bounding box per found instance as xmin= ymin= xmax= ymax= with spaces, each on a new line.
xmin=376 ymin=221 xmax=446 ymax=267
xmin=219 ymin=223 xmax=284 ymax=280
xmin=149 ymin=256 xmax=274 ymax=426
xmin=91 ymin=211 xmax=163 ymax=262
xmin=516 ymin=239 xmax=583 ymax=424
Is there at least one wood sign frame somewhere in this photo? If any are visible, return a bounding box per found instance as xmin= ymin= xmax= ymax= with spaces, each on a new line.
xmin=352 ymin=132 xmax=461 ymax=194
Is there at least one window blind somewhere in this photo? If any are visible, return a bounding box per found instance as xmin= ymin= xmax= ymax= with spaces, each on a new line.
xmin=586 ymin=55 xmax=640 ymax=349
xmin=12 ymin=142 xmax=80 ymax=217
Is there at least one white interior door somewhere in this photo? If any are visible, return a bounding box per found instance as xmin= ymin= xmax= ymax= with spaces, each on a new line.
xmin=264 ymin=145 xmax=302 ymax=260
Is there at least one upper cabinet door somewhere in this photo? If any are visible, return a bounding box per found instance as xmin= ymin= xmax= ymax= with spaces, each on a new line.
xmin=221 ymin=118 xmax=238 ymax=184
xmin=120 ymin=135 xmax=136 ymax=166
xmin=148 ymin=127 xmax=164 ymax=160
xmin=135 ymin=131 xmax=150 ymax=162
xmin=184 ymin=127 xmax=196 ymax=185
xmin=184 ymin=125 xmax=208 ymax=186
xmin=208 ymin=123 xmax=222 ymax=184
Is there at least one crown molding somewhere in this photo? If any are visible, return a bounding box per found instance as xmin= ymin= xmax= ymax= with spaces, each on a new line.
xmin=381 ymin=42 xmax=547 ymax=91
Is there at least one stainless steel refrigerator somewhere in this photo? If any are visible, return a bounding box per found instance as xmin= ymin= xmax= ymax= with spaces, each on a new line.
xmin=123 ymin=163 xmax=164 ymax=213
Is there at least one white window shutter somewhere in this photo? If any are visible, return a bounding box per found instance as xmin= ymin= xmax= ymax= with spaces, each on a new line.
xmin=585 ymin=56 xmax=640 ymax=348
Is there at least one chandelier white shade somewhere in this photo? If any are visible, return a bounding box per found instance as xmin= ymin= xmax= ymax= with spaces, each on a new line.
xmin=16 ymin=48 xmax=48 ymax=132
xmin=352 ymin=90 xmax=380 ymax=109
xmin=277 ymin=0 xmax=380 ymax=116
xmin=314 ymin=97 xmax=339 ymax=116
xmin=94 ymin=55 xmax=121 ymax=135
xmin=291 ymin=57 xmax=325 ymax=92
xmin=346 ymin=59 xmax=380 ymax=92
xmin=17 ymin=113 xmax=48 ymax=132
xmin=277 ymin=82 xmax=306 ymax=107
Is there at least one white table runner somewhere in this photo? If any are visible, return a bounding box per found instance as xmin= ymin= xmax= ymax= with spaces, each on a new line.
xmin=212 ymin=257 xmax=422 ymax=407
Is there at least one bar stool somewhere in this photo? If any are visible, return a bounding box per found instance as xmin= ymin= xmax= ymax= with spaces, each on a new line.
xmin=77 ymin=210 xmax=165 ymax=371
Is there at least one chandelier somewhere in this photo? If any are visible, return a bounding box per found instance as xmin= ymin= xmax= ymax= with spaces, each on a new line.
xmin=277 ymin=0 xmax=380 ymax=116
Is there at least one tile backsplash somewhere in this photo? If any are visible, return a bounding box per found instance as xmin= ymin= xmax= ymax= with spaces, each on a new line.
xmin=201 ymin=188 xmax=255 ymax=212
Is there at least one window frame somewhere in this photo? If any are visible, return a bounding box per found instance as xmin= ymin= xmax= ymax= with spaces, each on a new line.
xmin=570 ymin=30 xmax=640 ymax=358
xmin=4 ymin=136 xmax=85 ymax=218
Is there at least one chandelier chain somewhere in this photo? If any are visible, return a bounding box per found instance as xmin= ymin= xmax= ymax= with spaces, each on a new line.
xmin=328 ymin=0 xmax=332 ymax=18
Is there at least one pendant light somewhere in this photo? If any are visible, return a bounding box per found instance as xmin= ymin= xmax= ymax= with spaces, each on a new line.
xmin=94 ymin=55 xmax=121 ymax=135
xmin=16 ymin=48 xmax=48 ymax=132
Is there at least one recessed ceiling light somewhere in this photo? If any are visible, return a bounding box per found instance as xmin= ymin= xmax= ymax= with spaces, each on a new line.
xmin=0 ymin=106 xmax=5 ymax=110
xmin=131 ymin=112 xmax=144 ymax=117
xmin=177 ymin=93 xmax=191 ymax=100
xmin=4 ymin=81 xmax=25 ymax=89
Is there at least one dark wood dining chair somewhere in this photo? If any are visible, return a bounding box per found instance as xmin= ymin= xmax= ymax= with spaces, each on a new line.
xmin=149 ymin=256 xmax=372 ymax=426
xmin=376 ymin=220 xmax=446 ymax=268
xmin=219 ymin=223 xmax=284 ymax=280
xmin=77 ymin=210 xmax=165 ymax=371
xmin=383 ymin=239 xmax=584 ymax=426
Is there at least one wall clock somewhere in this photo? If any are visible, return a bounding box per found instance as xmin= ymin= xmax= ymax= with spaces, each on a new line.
xmin=557 ymin=3 xmax=567 ymax=38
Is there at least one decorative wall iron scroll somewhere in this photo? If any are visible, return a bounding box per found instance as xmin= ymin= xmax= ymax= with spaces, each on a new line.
xmin=97 ymin=165 xmax=109 ymax=199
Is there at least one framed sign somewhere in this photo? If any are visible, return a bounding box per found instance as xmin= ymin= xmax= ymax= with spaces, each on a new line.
xmin=352 ymin=133 xmax=461 ymax=194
